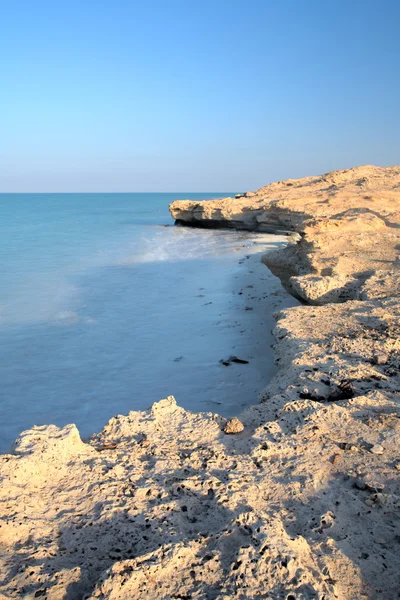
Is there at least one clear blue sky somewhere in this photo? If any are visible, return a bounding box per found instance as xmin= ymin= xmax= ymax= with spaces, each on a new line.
xmin=1 ymin=0 xmax=399 ymax=192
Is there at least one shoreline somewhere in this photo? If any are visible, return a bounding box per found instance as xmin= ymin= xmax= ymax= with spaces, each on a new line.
xmin=0 ymin=230 xmax=294 ymax=452
xmin=1 ymin=165 xmax=399 ymax=599
xmin=0 ymin=222 xmax=291 ymax=452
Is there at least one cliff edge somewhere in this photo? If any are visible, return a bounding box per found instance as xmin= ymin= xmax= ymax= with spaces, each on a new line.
xmin=170 ymin=165 xmax=400 ymax=304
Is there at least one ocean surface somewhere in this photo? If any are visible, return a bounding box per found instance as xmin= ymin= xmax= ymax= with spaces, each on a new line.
xmin=0 ymin=193 xmax=295 ymax=452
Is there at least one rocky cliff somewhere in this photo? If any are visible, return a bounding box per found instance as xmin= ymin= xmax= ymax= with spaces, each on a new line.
xmin=170 ymin=165 xmax=400 ymax=304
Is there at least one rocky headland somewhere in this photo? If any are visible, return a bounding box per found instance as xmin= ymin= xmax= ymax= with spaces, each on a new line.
xmin=1 ymin=166 xmax=400 ymax=599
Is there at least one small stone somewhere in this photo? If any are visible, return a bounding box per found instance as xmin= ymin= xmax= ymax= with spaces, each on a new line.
xmin=319 ymin=511 xmax=335 ymax=529
xmin=228 ymin=355 xmax=249 ymax=364
xmin=372 ymin=353 xmax=388 ymax=366
xmin=354 ymin=479 xmax=384 ymax=492
xmin=370 ymin=444 xmax=384 ymax=455
xmin=224 ymin=418 xmax=244 ymax=434
xmin=354 ymin=479 xmax=367 ymax=490
xmin=365 ymin=492 xmax=386 ymax=507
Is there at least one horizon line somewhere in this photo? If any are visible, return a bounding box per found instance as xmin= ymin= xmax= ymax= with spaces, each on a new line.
xmin=0 ymin=190 xmax=237 ymax=195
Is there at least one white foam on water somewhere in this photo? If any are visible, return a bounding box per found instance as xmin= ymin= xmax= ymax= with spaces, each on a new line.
xmin=120 ymin=227 xmax=286 ymax=265
xmin=0 ymin=223 xmax=287 ymax=329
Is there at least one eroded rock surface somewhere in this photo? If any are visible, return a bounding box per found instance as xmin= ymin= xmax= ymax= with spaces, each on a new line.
xmin=1 ymin=165 xmax=400 ymax=599
xmin=170 ymin=164 xmax=400 ymax=304
xmin=2 ymin=393 xmax=400 ymax=600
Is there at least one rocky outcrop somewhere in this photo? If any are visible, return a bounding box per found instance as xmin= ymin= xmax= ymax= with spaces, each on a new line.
xmin=3 ymin=388 xmax=400 ymax=600
xmin=170 ymin=165 xmax=400 ymax=304
xmin=1 ymin=165 xmax=400 ymax=599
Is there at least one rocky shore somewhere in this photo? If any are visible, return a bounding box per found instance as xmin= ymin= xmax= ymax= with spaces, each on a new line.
xmin=1 ymin=166 xmax=400 ymax=599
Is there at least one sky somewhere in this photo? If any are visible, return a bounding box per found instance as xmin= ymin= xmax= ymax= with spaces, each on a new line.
xmin=1 ymin=0 xmax=399 ymax=192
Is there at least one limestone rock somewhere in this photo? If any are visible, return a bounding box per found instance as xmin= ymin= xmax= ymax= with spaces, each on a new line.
xmin=170 ymin=165 xmax=400 ymax=304
xmin=289 ymin=273 xmax=360 ymax=304
xmin=370 ymin=443 xmax=384 ymax=455
xmin=223 ymin=417 xmax=244 ymax=434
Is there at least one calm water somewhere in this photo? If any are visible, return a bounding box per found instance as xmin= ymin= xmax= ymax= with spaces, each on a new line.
xmin=0 ymin=193 xmax=293 ymax=451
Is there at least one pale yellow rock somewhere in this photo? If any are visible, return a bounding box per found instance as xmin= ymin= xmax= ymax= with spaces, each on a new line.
xmin=223 ymin=417 xmax=244 ymax=434
xmin=170 ymin=164 xmax=400 ymax=304
xmin=370 ymin=443 xmax=384 ymax=455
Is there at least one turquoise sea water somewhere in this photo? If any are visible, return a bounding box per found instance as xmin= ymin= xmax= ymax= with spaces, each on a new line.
xmin=0 ymin=193 xmax=291 ymax=452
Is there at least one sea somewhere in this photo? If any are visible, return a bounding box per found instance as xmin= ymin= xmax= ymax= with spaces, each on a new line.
xmin=0 ymin=193 xmax=296 ymax=452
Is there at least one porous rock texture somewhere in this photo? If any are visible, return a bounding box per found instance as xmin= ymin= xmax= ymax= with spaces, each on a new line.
xmin=170 ymin=165 xmax=400 ymax=304
xmin=1 ymin=165 xmax=400 ymax=600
